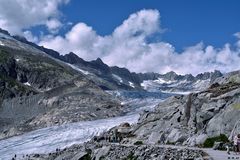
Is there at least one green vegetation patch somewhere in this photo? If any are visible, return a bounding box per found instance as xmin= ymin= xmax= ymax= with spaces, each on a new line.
xmin=123 ymin=152 xmax=137 ymax=160
xmin=134 ymin=140 xmax=143 ymax=145
xmin=203 ymin=134 xmax=229 ymax=148
xmin=0 ymin=49 xmax=11 ymax=63
xmin=166 ymin=141 xmax=176 ymax=145
xmin=233 ymin=103 xmax=240 ymax=110
xmin=229 ymin=75 xmax=240 ymax=84
xmin=81 ymin=153 xmax=91 ymax=160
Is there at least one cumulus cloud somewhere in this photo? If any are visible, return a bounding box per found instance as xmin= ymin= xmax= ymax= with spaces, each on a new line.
xmin=0 ymin=0 xmax=69 ymax=34
xmin=23 ymin=30 xmax=39 ymax=43
xmin=40 ymin=23 xmax=101 ymax=60
xmin=46 ymin=18 xmax=63 ymax=34
xmin=38 ymin=9 xmax=240 ymax=75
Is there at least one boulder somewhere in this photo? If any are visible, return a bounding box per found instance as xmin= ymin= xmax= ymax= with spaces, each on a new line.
xmin=93 ymin=146 xmax=111 ymax=160
xmin=166 ymin=129 xmax=188 ymax=144
xmin=71 ymin=151 xmax=89 ymax=160
xmin=148 ymin=131 xmax=161 ymax=144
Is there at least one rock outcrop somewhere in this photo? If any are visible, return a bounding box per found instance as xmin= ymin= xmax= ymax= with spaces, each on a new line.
xmin=92 ymin=71 xmax=240 ymax=147
xmin=122 ymin=71 xmax=240 ymax=146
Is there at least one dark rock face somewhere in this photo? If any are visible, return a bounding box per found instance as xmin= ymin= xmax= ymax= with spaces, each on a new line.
xmin=183 ymin=74 xmax=195 ymax=81
xmin=90 ymin=58 xmax=111 ymax=74
xmin=111 ymin=66 xmax=141 ymax=84
xmin=196 ymin=70 xmax=223 ymax=82
xmin=0 ymin=48 xmax=77 ymax=92
xmin=0 ymin=53 xmax=17 ymax=79
xmin=0 ymin=50 xmax=36 ymax=101
xmin=0 ymin=28 xmax=10 ymax=36
xmin=137 ymin=72 xmax=160 ymax=81
xmin=62 ymin=52 xmax=87 ymax=65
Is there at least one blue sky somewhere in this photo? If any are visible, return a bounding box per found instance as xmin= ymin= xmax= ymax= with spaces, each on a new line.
xmin=0 ymin=0 xmax=240 ymax=74
xmin=59 ymin=0 xmax=240 ymax=51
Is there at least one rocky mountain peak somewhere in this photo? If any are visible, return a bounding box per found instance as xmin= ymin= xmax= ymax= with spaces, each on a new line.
xmin=183 ymin=74 xmax=195 ymax=81
xmin=94 ymin=57 xmax=104 ymax=64
xmin=161 ymin=71 xmax=179 ymax=80
xmin=210 ymin=70 xmax=223 ymax=81
xmin=165 ymin=71 xmax=177 ymax=76
xmin=195 ymin=70 xmax=223 ymax=81
xmin=90 ymin=58 xmax=110 ymax=73
xmin=63 ymin=52 xmax=86 ymax=65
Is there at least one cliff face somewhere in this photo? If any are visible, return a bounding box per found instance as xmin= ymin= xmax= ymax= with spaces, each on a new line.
xmin=0 ymin=50 xmax=36 ymax=102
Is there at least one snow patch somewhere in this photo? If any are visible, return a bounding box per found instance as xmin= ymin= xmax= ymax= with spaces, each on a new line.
xmin=154 ymin=78 xmax=173 ymax=84
xmin=128 ymin=81 xmax=135 ymax=88
xmin=112 ymin=74 xmax=123 ymax=83
xmin=161 ymin=90 xmax=192 ymax=95
xmin=24 ymin=82 xmax=31 ymax=86
xmin=0 ymin=40 xmax=4 ymax=46
xmin=67 ymin=63 xmax=90 ymax=75
xmin=141 ymin=80 xmax=162 ymax=91
xmin=140 ymin=81 xmax=151 ymax=89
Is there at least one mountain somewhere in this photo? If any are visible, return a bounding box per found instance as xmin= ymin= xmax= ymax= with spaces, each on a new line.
xmin=0 ymin=29 xmax=124 ymax=139
xmin=11 ymin=33 xmax=224 ymax=93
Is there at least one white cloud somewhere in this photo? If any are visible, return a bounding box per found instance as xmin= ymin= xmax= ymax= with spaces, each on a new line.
xmin=40 ymin=23 xmax=101 ymax=60
xmin=113 ymin=9 xmax=160 ymax=38
xmin=23 ymin=30 xmax=39 ymax=43
xmin=234 ymin=32 xmax=240 ymax=49
xmin=234 ymin=32 xmax=240 ymax=39
xmin=0 ymin=0 xmax=69 ymax=35
xmin=39 ymin=9 xmax=240 ymax=75
xmin=46 ymin=19 xmax=62 ymax=34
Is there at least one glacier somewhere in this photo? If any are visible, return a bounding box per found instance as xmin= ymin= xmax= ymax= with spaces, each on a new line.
xmin=0 ymin=91 xmax=175 ymax=159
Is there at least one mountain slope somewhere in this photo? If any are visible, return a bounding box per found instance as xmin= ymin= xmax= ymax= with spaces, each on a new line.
xmin=0 ymin=29 xmax=123 ymax=139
